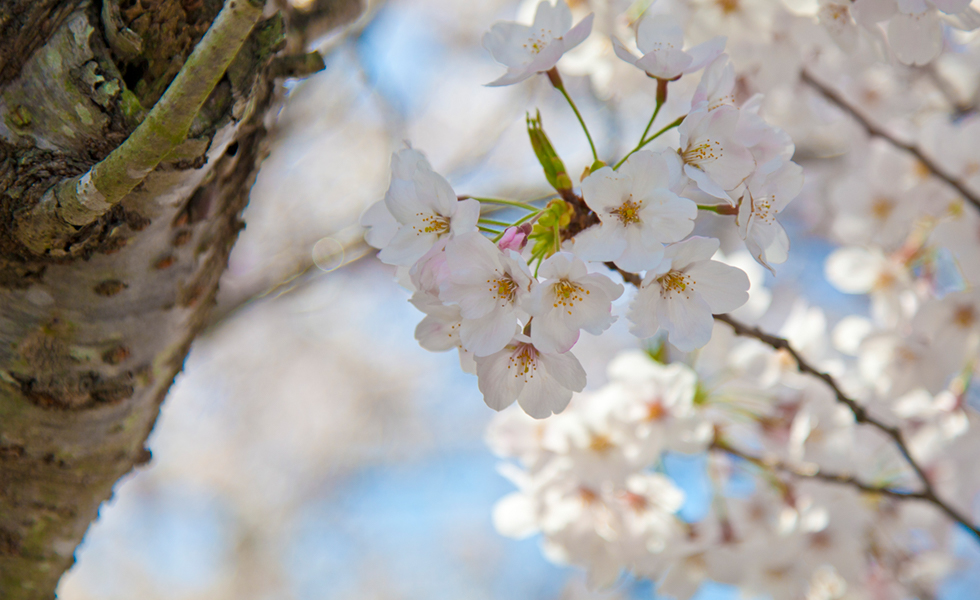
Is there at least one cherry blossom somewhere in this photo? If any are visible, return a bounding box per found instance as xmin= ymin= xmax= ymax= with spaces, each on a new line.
xmin=482 ymin=0 xmax=594 ymax=87
xmin=440 ymin=232 xmax=535 ymax=356
xmin=524 ymin=252 xmax=624 ymax=353
xmin=668 ymin=105 xmax=755 ymax=203
xmin=574 ymin=150 xmax=697 ymax=272
xmin=612 ymin=14 xmax=726 ymax=81
xmin=736 ymin=159 xmax=804 ymax=272
xmin=365 ymin=149 xmax=480 ymax=267
xmin=628 ymin=237 xmax=750 ymax=351
xmin=475 ymin=334 xmax=587 ymax=418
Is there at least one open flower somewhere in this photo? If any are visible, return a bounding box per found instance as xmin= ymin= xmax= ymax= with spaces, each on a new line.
xmin=628 ymin=237 xmax=750 ymax=351
xmin=612 ymin=14 xmax=725 ymax=80
xmin=476 ymin=334 xmax=587 ymax=418
xmin=668 ymin=105 xmax=755 ymax=203
xmin=574 ymin=150 xmax=697 ymax=272
xmin=440 ymin=232 xmax=535 ymax=356
xmin=736 ymin=159 xmax=804 ymax=272
xmin=369 ymin=149 xmax=480 ymax=267
xmin=410 ymin=291 xmax=476 ymax=374
xmin=524 ymin=252 xmax=624 ymax=353
xmin=483 ymin=0 xmax=594 ymax=87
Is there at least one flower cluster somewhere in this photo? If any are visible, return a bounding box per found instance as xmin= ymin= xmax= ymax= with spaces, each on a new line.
xmin=361 ymin=0 xmax=805 ymax=418
xmin=355 ymin=0 xmax=980 ymax=596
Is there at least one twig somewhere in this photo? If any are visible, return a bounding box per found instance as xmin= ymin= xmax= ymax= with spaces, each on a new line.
xmin=711 ymin=438 xmax=924 ymax=501
xmin=603 ymin=259 xmax=980 ymax=540
xmin=801 ymin=68 xmax=980 ymax=216
xmin=712 ymin=313 xmax=980 ymax=542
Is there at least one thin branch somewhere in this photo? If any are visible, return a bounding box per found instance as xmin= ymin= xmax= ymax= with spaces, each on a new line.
xmin=603 ymin=259 xmax=980 ymax=540
xmin=16 ymin=0 xmax=265 ymax=254
xmin=712 ymin=313 xmax=980 ymax=542
xmin=711 ymin=438 xmax=925 ymax=501
xmin=801 ymin=68 xmax=980 ymax=216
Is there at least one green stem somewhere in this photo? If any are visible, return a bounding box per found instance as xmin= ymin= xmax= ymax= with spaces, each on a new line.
xmin=614 ymin=115 xmax=685 ymax=170
xmin=468 ymin=197 xmax=539 ymax=211
xmin=478 ymin=225 xmax=502 ymax=234
xmin=553 ymin=222 xmax=561 ymax=255
xmin=547 ymin=67 xmax=599 ymax=163
xmin=478 ymin=218 xmax=512 ymax=227
xmin=638 ymin=100 xmax=663 ymax=147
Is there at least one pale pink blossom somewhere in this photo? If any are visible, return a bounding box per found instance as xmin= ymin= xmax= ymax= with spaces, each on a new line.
xmin=612 ymin=15 xmax=726 ymax=80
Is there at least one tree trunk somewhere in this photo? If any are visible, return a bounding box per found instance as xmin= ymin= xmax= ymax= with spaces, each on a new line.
xmin=0 ymin=0 xmax=356 ymax=596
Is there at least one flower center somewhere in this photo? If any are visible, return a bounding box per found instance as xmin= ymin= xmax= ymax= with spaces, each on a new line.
xmin=750 ymin=193 xmax=777 ymax=225
xmin=508 ymin=343 xmax=539 ymax=379
xmin=870 ymin=196 xmax=894 ymax=220
xmin=493 ymin=275 xmax=519 ymax=304
xmin=611 ymin=197 xmax=642 ymax=225
xmin=658 ymin=270 xmax=695 ymax=299
xmin=681 ymin=140 xmax=722 ymax=167
xmin=523 ymin=28 xmax=555 ymax=54
xmin=552 ymin=279 xmax=589 ymax=314
xmin=415 ymin=212 xmax=450 ymax=235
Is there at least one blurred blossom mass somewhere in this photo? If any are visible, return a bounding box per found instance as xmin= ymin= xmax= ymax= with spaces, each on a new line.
xmin=55 ymin=0 xmax=980 ymax=598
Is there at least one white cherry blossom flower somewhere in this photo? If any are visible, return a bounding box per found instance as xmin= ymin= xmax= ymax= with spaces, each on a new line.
xmin=692 ymin=55 xmax=736 ymax=112
xmin=476 ymin=334 xmax=587 ymax=418
xmin=628 ymin=237 xmax=750 ymax=351
xmin=667 ymin=105 xmax=755 ymax=203
xmin=440 ymin=232 xmax=535 ymax=356
xmin=524 ymin=252 xmax=624 ymax=353
xmin=612 ymin=14 xmax=726 ymax=80
xmin=409 ymin=292 xmax=476 ymax=374
xmin=736 ymin=159 xmax=804 ymax=272
xmin=574 ymin=150 xmax=697 ymax=272
xmin=887 ymin=10 xmax=943 ymax=65
xmin=371 ymin=149 xmax=480 ymax=267
xmin=483 ymin=0 xmax=595 ymax=87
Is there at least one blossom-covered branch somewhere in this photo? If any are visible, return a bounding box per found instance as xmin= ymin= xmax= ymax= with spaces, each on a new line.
xmin=713 ymin=313 xmax=980 ymax=542
xmin=801 ymin=68 xmax=980 ymax=215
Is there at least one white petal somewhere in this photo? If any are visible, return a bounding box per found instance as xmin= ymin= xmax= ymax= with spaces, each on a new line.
xmin=686 ymin=261 xmax=750 ymax=314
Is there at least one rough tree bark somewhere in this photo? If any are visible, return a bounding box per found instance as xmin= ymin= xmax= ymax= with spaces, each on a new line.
xmin=0 ymin=0 xmax=359 ymax=597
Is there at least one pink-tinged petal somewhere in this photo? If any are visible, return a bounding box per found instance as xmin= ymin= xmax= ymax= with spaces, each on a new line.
xmin=415 ymin=314 xmax=460 ymax=352
xmin=617 ymin=226 xmax=665 ymax=272
xmin=612 ymin=36 xmax=641 ymax=65
xmin=665 ymin=236 xmax=720 ymax=269
xmin=764 ymin=223 xmax=790 ymax=265
xmin=476 ymin=347 xmax=524 ymax=411
xmin=636 ymin=49 xmax=692 ymax=79
xmin=684 ymin=163 xmax=733 ymax=200
xmin=560 ymin=12 xmax=594 ymax=50
xmin=378 ymin=227 xmax=436 ymax=266
xmin=539 ymin=349 xmax=587 ymax=391
xmin=534 ymin=0 xmax=572 ymax=33
xmin=580 ymin=273 xmax=624 ymax=302
xmin=623 ymin=151 xmax=672 ymax=196
xmin=627 ymin=285 xmax=666 ymax=339
xmin=530 ymin=307 xmax=579 ymax=353
xmin=636 ymin=15 xmax=685 ymax=53
xmin=360 ymin=199 xmax=398 ymax=249
xmin=661 ymin=294 xmax=714 ymax=351
xmin=461 ymin=311 xmax=521 ymax=356
xmin=581 ymin=166 xmax=628 ymax=213
xmin=685 ymin=36 xmax=727 ymax=72
xmin=686 ymin=261 xmax=750 ymax=314
xmin=572 ymin=222 xmax=628 ymax=263
xmin=451 ymin=198 xmax=481 ymax=235
xmin=641 ymin=191 xmax=697 ymax=243
xmin=486 ymin=68 xmax=537 ymax=87
xmin=483 ymin=22 xmax=534 ymax=66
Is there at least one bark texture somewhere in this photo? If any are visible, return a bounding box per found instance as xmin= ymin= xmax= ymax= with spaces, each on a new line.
xmin=0 ymin=0 xmax=357 ymax=596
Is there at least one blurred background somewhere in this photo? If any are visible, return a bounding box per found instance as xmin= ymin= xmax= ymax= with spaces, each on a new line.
xmin=51 ymin=0 xmax=975 ymax=597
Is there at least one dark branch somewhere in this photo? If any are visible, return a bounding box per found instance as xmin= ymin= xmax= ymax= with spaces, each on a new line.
xmin=801 ymin=68 xmax=980 ymax=216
